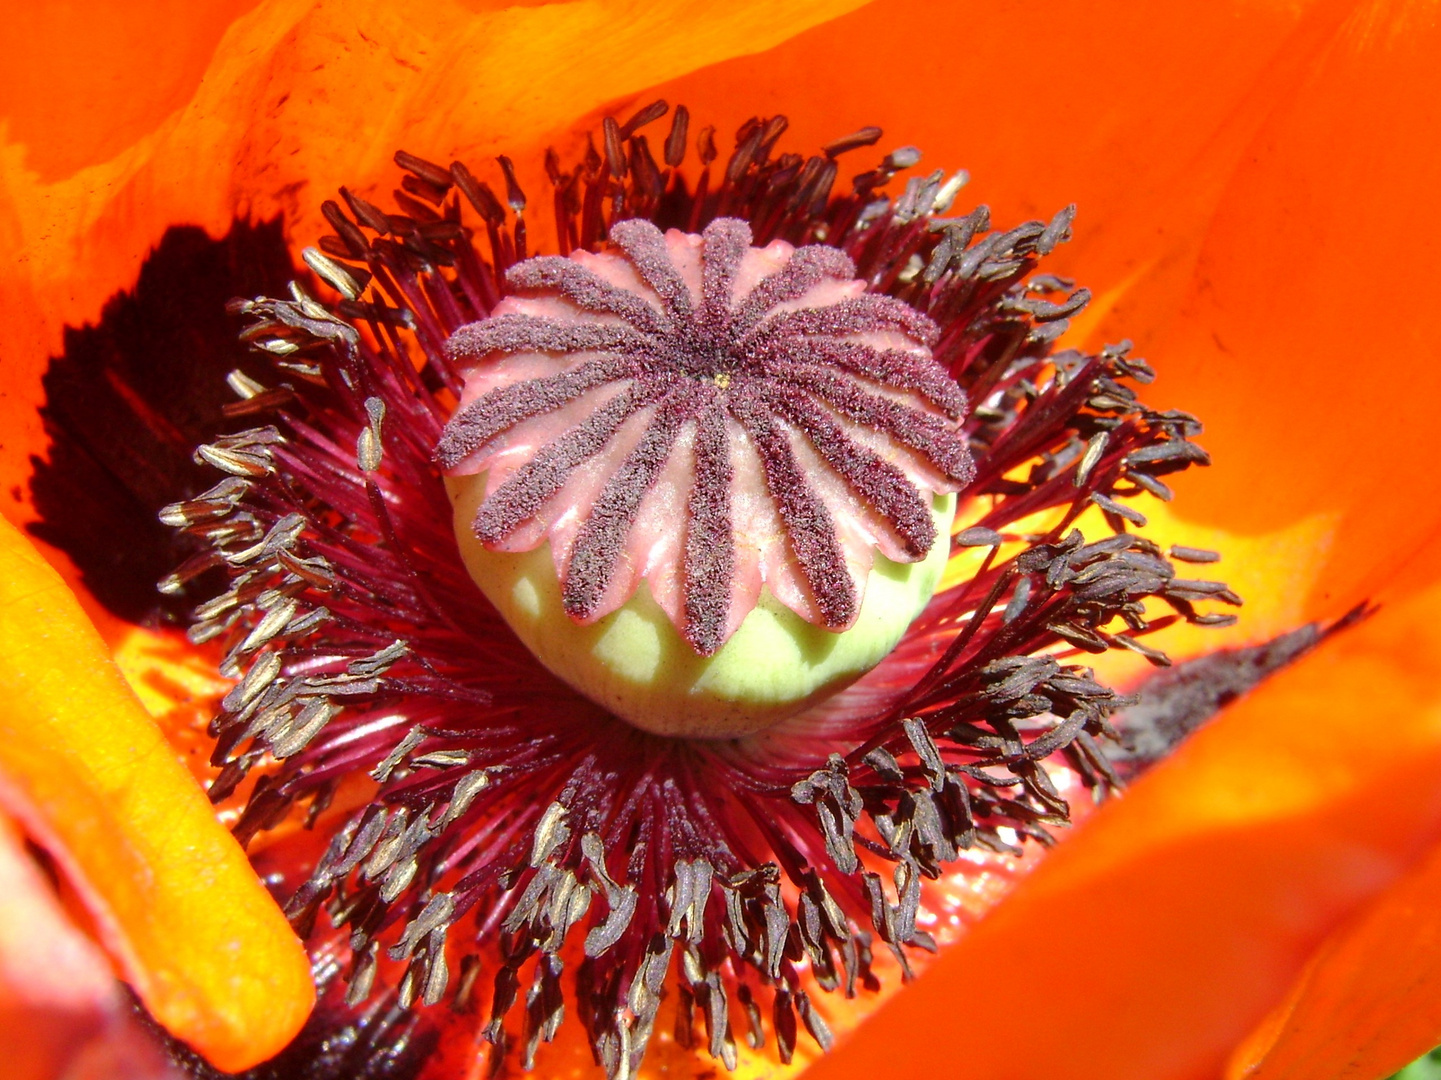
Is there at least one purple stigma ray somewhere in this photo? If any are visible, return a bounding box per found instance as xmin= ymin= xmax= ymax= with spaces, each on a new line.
xmin=730 ymin=245 xmax=855 ymax=334
xmin=471 ymin=382 xmax=668 ymax=543
xmin=781 ymin=365 xmax=975 ymax=484
xmin=436 ymin=356 xmax=636 ymax=469
xmin=450 ymin=314 xmax=652 ymax=359
xmin=505 ymin=257 xmax=674 ymax=337
xmin=700 ymin=218 xmax=752 ymax=322
xmin=791 ymin=339 xmax=968 ymax=418
xmin=756 ymin=383 xmax=936 ymax=558
xmin=746 ymin=293 xmax=941 ymax=348
xmin=683 ymin=406 xmax=734 ymax=655
xmin=729 ymin=392 xmax=857 ymax=628
xmin=607 ymin=219 xmax=695 ymax=319
xmin=563 ymin=384 xmax=708 ymax=621
xmin=441 ymin=217 xmax=973 ymax=646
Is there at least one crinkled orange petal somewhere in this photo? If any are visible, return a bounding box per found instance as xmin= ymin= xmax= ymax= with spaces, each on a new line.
xmin=0 ymin=0 xmax=261 ymax=182
xmin=0 ymin=0 xmax=873 ymax=531
xmin=0 ymin=514 xmax=314 ymax=1071
xmin=1148 ymin=0 xmax=1441 ymax=615
xmin=634 ymin=0 xmax=1343 ymax=306
xmin=3 ymin=2 xmax=1439 ymax=1079
xmin=1219 ymin=530 xmax=1441 ymax=1080
xmin=1226 ymin=833 xmax=1441 ymax=1080
xmin=804 ymin=559 xmax=1441 ymax=1080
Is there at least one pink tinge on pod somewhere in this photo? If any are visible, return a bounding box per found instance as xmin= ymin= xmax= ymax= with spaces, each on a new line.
xmin=438 ymin=217 xmax=974 ymax=656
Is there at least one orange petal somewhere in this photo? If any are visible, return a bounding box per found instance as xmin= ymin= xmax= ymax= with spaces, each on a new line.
xmin=805 ymin=563 xmax=1441 ymax=1080
xmin=0 ymin=513 xmax=314 ymax=1071
xmin=637 ymin=0 xmax=1343 ymax=292
xmin=1148 ymin=0 xmax=1441 ymax=615
xmin=0 ymin=0 xmax=260 ymax=181
xmin=1226 ymin=834 xmax=1441 ymax=1080
xmin=5 ymin=4 xmax=1436 ymax=1078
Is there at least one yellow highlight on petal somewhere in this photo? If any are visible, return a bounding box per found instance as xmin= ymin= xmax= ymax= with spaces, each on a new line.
xmin=942 ymin=492 xmax=1338 ymax=688
xmin=1110 ymin=498 xmax=1337 ymax=662
xmin=0 ymin=514 xmax=314 ymax=1072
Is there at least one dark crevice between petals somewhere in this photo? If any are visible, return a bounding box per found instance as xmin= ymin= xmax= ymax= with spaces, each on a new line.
xmin=27 ymin=219 xmax=296 ymax=623
xmin=128 ymin=976 xmax=438 ymax=1080
xmin=1110 ymin=605 xmax=1370 ymax=774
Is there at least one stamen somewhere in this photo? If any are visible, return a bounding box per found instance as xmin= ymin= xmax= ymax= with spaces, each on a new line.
xmin=663 ymin=105 xmax=690 ymax=168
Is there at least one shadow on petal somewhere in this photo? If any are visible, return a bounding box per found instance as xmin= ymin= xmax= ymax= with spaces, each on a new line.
xmin=27 ymin=218 xmax=295 ymax=624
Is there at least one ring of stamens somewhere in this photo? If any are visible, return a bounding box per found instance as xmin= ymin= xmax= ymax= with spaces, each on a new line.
xmin=157 ymin=102 xmax=1240 ymax=1079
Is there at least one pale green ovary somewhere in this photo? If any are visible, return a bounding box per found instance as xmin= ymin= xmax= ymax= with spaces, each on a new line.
xmin=449 ymin=474 xmax=954 ymax=739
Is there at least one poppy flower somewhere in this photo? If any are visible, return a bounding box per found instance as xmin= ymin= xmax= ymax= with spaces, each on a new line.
xmin=2 ymin=1 xmax=1440 ymax=1079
